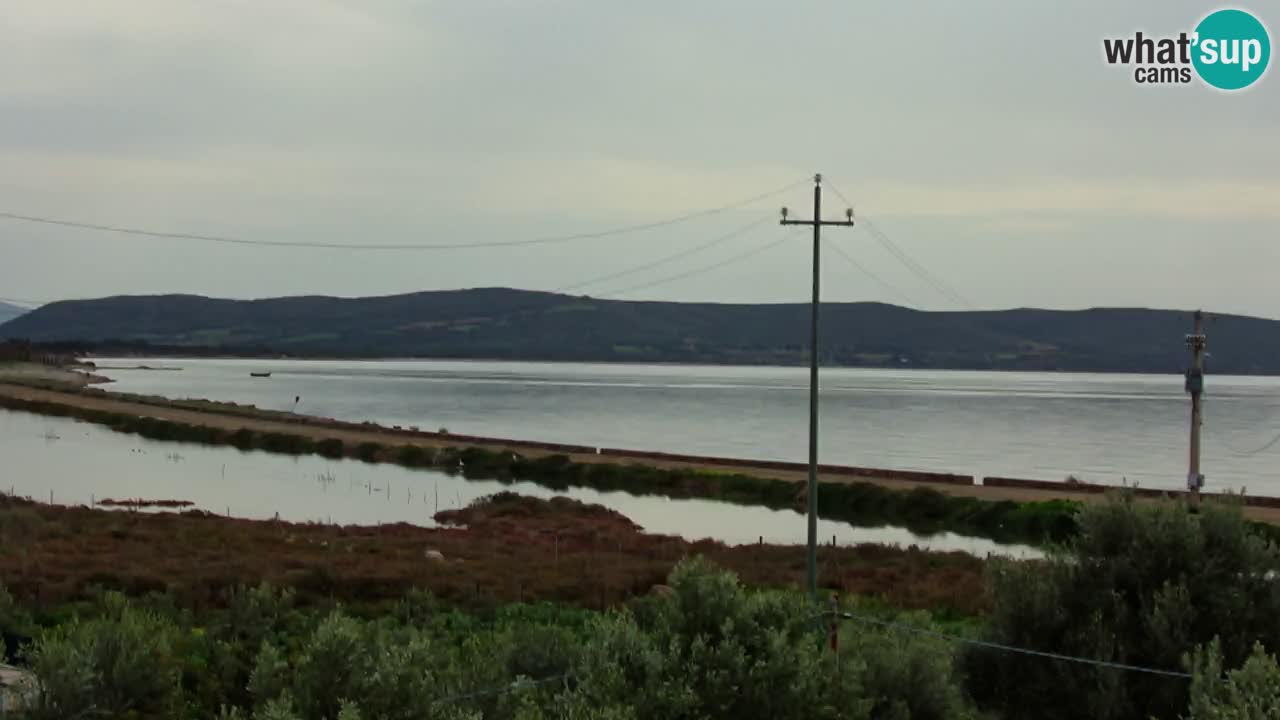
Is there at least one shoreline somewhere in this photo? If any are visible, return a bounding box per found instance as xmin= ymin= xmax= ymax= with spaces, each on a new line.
xmin=0 ymin=361 xmax=113 ymax=386
xmin=81 ymin=353 xmax=1280 ymax=378
xmin=3 ymin=373 xmax=1279 ymax=528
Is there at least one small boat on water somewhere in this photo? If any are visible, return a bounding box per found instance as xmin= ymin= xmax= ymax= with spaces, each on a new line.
xmin=249 ymin=372 xmax=272 ymax=378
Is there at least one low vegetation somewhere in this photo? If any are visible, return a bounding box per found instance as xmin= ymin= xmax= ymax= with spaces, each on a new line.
xmin=3 ymin=495 xmax=1278 ymax=719
xmin=4 ymin=561 xmax=981 ymax=720
xmin=97 ymin=498 xmax=195 ymax=509
xmin=0 ymin=492 xmax=986 ymax=616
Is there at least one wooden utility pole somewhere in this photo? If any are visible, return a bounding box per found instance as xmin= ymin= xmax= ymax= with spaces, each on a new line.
xmin=780 ymin=173 xmax=854 ymax=601
xmin=1185 ymin=310 xmax=1207 ymax=505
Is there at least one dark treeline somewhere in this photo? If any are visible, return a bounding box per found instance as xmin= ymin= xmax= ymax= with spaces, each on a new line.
xmin=4 ymin=288 xmax=1277 ymax=373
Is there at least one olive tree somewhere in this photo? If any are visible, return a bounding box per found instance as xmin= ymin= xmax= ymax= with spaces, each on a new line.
xmin=25 ymin=592 xmax=182 ymax=720
xmin=563 ymin=557 xmax=975 ymax=720
xmin=1186 ymin=639 xmax=1280 ymax=719
xmin=966 ymin=494 xmax=1280 ymax=720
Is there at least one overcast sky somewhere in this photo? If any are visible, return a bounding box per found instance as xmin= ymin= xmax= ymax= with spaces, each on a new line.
xmin=1 ymin=1 xmax=1277 ymax=316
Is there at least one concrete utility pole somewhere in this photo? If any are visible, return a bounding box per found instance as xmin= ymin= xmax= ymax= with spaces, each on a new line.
xmin=780 ymin=173 xmax=855 ymax=601
xmin=1185 ymin=310 xmax=1207 ymax=505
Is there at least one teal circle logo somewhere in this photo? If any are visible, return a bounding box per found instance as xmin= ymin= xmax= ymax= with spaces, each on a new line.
xmin=1192 ymin=9 xmax=1271 ymax=90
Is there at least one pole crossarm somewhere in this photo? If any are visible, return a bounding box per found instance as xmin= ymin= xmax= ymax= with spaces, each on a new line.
xmin=780 ymin=219 xmax=856 ymax=227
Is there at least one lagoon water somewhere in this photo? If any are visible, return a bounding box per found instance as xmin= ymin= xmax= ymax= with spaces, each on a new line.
xmin=94 ymin=358 xmax=1280 ymax=495
xmin=0 ymin=409 xmax=1031 ymax=557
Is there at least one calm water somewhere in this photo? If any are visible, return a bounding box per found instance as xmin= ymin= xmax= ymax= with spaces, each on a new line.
xmin=0 ymin=409 xmax=1028 ymax=556
xmin=94 ymin=358 xmax=1280 ymax=494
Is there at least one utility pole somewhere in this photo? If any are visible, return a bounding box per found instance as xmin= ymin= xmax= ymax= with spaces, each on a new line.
xmin=1185 ymin=310 xmax=1207 ymax=506
xmin=781 ymin=173 xmax=854 ymax=602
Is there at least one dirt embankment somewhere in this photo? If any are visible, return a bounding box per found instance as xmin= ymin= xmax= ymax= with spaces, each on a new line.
xmin=2 ymin=376 xmax=1277 ymax=524
xmin=0 ymin=362 xmax=112 ymax=386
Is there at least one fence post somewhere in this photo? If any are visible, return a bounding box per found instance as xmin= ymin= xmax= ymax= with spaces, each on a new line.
xmin=828 ymin=593 xmax=840 ymax=652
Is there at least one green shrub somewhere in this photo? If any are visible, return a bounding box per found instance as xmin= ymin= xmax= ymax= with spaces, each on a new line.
xmin=965 ymin=494 xmax=1280 ymax=720
xmin=258 ymin=432 xmax=312 ymax=455
xmin=290 ymin=611 xmax=371 ymax=718
xmin=246 ymin=607 xmax=511 ymax=719
xmin=248 ymin=641 xmax=291 ymax=708
xmin=0 ymin=582 xmax=33 ymax=660
xmin=841 ymin=612 xmax=976 ymax=720
xmin=355 ymin=441 xmax=382 ymax=463
xmin=230 ymin=428 xmax=257 ymax=450
xmin=562 ymin=557 xmax=973 ymax=720
xmin=4 ymin=562 xmax=993 ymax=718
xmin=459 ymin=447 xmax=517 ymax=478
xmin=316 ymin=438 xmax=345 ymax=459
xmin=1187 ymin=639 xmax=1280 ymax=719
xmin=203 ymin=584 xmax=303 ymax=708
xmin=26 ymin=592 xmax=182 ymax=719
xmin=395 ymin=444 xmax=429 ymax=466
xmin=505 ymin=622 xmax=580 ymax=681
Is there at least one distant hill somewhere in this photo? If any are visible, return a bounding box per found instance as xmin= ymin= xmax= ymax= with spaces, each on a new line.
xmin=0 ymin=302 xmax=28 ymax=326
xmin=0 ymin=288 xmax=1272 ymax=373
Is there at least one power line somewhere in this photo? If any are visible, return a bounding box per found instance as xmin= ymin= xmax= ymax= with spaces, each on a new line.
xmin=1223 ymin=427 xmax=1280 ymax=456
xmin=342 ymin=218 xmax=776 ymax=330
xmin=1211 ymin=386 xmax=1280 ymax=457
xmin=0 ymin=222 xmax=785 ymax=332
xmin=151 ymin=225 xmax=784 ymax=330
xmin=556 ymin=216 xmax=771 ymax=294
xmin=430 ymin=673 xmax=573 ymax=708
xmin=598 ymin=232 xmax=795 ymax=297
xmin=862 ymin=219 xmax=974 ymax=309
xmin=0 ymin=296 xmax=45 ymax=308
xmin=828 ymin=610 xmax=1193 ymax=679
xmin=824 ymin=239 xmax=919 ymax=309
xmin=0 ymin=179 xmax=806 ymax=252
xmin=371 ymin=220 xmax=778 ymax=331
xmin=0 ymin=216 xmax=771 ymax=312
xmin=823 ymin=182 xmax=975 ymax=309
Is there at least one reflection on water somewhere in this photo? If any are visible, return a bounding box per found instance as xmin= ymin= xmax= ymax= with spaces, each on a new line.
xmin=94 ymin=358 xmax=1280 ymax=494
xmin=1 ymin=409 xmax=1035 ymax=558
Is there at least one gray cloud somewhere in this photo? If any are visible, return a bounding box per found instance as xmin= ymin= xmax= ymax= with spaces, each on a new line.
xmin=1 ymin=1 xmax=1277 ymax=316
